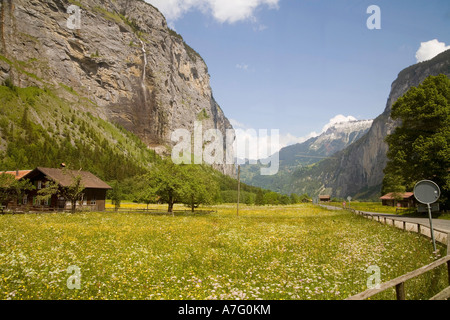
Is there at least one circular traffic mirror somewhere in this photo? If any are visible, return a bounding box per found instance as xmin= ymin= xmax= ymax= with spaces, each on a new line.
xmin=413 ymin=180 xmax=440 ymax=205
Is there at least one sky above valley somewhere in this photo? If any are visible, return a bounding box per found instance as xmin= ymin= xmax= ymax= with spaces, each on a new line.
xmin=145 ymin=0 xmax=450 ymax=152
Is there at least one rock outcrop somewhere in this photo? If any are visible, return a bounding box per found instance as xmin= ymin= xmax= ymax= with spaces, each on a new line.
xmin=0 ymin=0 xmax=234 ymax=175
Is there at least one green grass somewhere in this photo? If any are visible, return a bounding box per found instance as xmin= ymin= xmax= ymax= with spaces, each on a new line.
xmin=329 ymin=202 xmax=450 ymax=219
xmin=329 ymin=202 xmax=400 ymax=214
xmin=0 ymin=204 xmax=447 ymax=300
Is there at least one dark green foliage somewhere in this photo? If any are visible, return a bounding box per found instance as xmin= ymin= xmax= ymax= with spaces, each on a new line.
xmin=0 ymin=174 xmax=35 ymax=208
xmin=181 ymin=164 xmax=220 ymax=211
xmin=383 ymin=74 xmax=450 ymax=209
xmin=109 ymin=180 xmax=123 ymax=211
xmin=263 ymin=192 xmax=280 ymax=205
xmin=144 ymin=159 xmax=189 ymax=213
xmin=3 ymin=78 xmax=16 ymax=93
xmin=0 ymin=85 xmax=157 ymax=183
xmin=290 ymin=193 xmax=311 ymax=204
xmin=220 ymin=190 xmax=255 ymax=205
xmin=255 ymin=189 xmax=265 ymax=206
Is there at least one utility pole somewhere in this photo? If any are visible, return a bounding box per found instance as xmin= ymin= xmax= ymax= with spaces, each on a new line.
xmin=237 ymin=165 xmax=240 ymax=217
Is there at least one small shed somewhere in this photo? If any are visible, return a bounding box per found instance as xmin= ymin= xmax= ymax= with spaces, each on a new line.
xmin=380 ymin=192 xmax=416 ymax=208
xmin=319 ymin=195 xmax=331 ymax=203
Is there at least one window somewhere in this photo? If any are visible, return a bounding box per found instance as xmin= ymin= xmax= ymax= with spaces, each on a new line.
xmin=23 ymin=195 xmax=28 ymax=205
xmin=90 ymin=196 xmax=96 ymax=205
xmin=37 ymin=181 xmax=42 ymax=190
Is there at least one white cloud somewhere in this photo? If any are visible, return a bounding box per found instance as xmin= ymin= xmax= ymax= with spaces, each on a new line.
xmin=416 ymin=39 xmax=450 ymax=63
xmin=236 ymin=63 xmax=249 ymax=71
xmin=146 ymin=0 xmax=279 ymax=24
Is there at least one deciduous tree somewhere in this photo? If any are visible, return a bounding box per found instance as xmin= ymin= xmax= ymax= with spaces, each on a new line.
xmin=383 ymin=74 xmax=450 ymax=208
xmin=146 ymin=160 xmax=190 ymax=214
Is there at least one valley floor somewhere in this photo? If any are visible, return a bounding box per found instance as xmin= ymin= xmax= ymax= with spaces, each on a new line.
xmin=0 ymin=204 xmax=447 ymax=300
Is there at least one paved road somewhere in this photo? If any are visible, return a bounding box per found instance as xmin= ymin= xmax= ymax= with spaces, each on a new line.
xmin=320 ymin=204 xmax=450 ymax=234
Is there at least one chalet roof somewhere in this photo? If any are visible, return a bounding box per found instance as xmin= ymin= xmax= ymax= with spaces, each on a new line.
xmin=22 ymin=167 xmax=112 ymax=190
xmin=2 ymin=170 xmax=33 ymax=180
xmin=380 ymin=192 xmax=414 ymax=200
xmin=319 ymin=195 xmax=331 ymax=199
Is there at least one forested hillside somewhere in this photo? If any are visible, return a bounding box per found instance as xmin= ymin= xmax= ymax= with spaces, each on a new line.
xmin=0 ymin=82 xmax=158 ymax=181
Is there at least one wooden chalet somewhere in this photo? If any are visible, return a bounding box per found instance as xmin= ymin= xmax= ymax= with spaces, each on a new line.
xmin=2 ymin=167 xmax=111 ymax=212
xmin=380 ymin=192 xmax=416 ymax=208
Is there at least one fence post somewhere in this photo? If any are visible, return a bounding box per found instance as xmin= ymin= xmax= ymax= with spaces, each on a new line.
xmin=447 ymin=233 xmax=450 ymax=286
xmin=396 ymin=282 xmax=406 ymax=300
xmin=447 ymin=233 xmax=450 ymax=256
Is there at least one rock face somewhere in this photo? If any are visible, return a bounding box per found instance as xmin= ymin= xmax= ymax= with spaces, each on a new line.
xmin=291 ymin=49 xmax=450 ymax=199
xmin=0 ymin=0 xmax=234 ymax=176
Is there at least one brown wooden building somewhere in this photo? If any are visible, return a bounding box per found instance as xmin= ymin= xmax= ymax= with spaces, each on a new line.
xmin=4 ymin=167 xmax=111 ymax=212
xmin=319 ymin=195 xmax=331 ymax=203
xmin=380 ymin=192 xmax=416 ymax=208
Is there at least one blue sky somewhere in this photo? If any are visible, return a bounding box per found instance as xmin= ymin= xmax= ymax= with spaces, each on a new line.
xmin=146 ymin=0 xmax=450 ymax=149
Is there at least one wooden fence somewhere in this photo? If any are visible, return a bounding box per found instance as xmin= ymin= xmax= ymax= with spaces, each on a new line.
xmin=353 ymin=210 xmax=449 ymax=245
xmin=346 ymin=209 xmax=450 ymax=300
xmin=346 ymin=250 xmax=450 ymax=300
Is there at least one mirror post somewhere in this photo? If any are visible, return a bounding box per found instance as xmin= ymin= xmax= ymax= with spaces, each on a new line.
xmin=427 ymin=203 xmax=437 ymax=253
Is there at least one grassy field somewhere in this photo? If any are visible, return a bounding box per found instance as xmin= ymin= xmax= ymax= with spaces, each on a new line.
xmin=329 ymin=201 xmax=450 ymax=220
xmin=0 ymin=204 xmax=447 ymax=300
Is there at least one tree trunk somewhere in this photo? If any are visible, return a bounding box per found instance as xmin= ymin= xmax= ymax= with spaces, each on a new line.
xmin=71 ymin=200 xmax=76 ymax=214
xmin=168 ymin=190 xmax=175 ymax=216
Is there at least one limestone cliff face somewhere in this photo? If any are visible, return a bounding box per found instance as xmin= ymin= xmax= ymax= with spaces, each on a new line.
xmin=0 ymin=0 xmax=234 ymax=175
xmin=296 ymin=50 xmax=450 ymax=199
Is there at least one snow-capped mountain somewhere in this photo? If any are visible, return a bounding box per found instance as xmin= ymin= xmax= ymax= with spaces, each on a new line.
xmin=239 ymin=119 xmax=373 ymax=193
xmin=275 ymin=119 xmax=373 ymax=169
xmin=309 ymin=120 xmax=374 ymax=154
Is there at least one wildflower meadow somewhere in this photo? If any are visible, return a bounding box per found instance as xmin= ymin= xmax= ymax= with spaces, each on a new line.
xmin=0 ymin=204 xmax=447 ymax=300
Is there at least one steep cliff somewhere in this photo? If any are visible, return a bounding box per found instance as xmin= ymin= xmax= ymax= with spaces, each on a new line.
xmin=0 ymin=0 xmax=234 ymax=175
xmin=290 ymin=49 xmax=450 ymax=199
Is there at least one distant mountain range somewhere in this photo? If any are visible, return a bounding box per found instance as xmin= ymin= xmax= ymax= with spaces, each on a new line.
xmin=279 ymin=119 xmax=373 ymax=167
xmin=239 ymin=119 xmax=373 ymax=194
